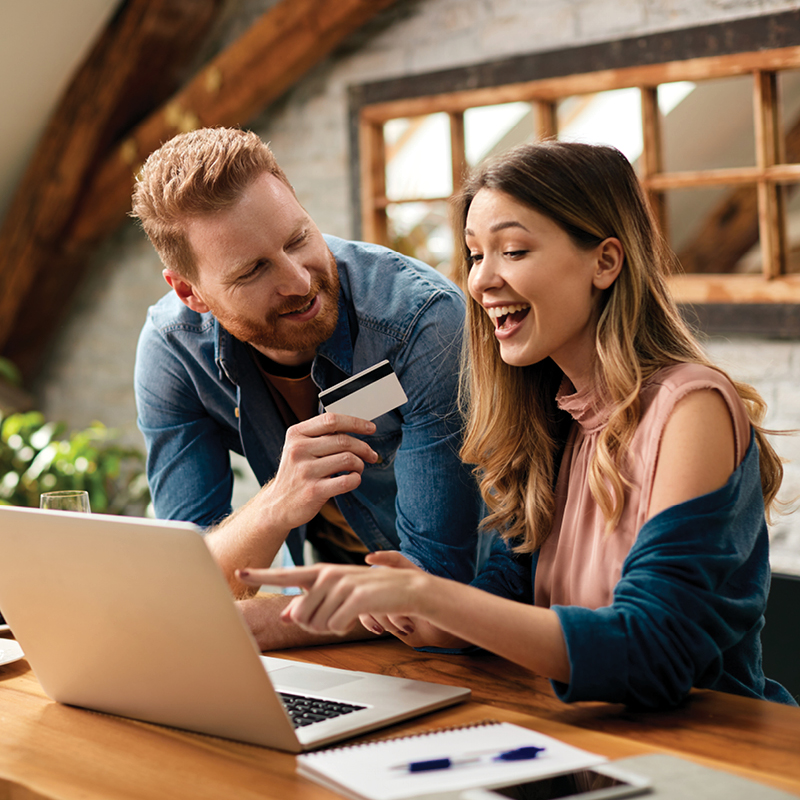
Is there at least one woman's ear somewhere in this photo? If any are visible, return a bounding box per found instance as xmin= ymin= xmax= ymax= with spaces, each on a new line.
xmin=592 ymin=238 xmax=624 ymax=290
xmin=162 ymin=269 xmax=211 ymax=314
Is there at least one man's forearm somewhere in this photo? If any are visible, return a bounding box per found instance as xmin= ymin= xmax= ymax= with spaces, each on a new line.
xmin=237 ymin=593 xmax=378 ymax=650
xmin=205 ymin=481 xmax=291 ymax=598
xmin=206 ymin=413 xmax=379 ymax=598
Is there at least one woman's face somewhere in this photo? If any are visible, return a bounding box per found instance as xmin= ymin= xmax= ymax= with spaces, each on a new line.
xmin=465 ymin=188 xmax=620 ymax=389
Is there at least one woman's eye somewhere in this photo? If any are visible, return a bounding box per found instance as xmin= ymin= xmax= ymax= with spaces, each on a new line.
xmin=505 ymin=250 xmax=527 ymax=259
xmin=467 ymin=253 xmax=483 ymax=266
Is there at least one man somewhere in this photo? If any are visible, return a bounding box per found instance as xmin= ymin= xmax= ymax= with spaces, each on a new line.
xmin=131 ymin=127 xmax=482 ymax=649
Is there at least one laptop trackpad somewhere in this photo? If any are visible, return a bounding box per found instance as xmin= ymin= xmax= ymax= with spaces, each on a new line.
xmin=268 ymin=665 xmax=361 ymax=691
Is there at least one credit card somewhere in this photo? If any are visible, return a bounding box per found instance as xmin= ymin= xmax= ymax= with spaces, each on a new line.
xmin=319 ymin=360 xmax=407 ymax=421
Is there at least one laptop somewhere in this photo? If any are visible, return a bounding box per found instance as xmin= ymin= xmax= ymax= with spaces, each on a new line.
xmin=0 ymin=506 xmax=470 ymax=752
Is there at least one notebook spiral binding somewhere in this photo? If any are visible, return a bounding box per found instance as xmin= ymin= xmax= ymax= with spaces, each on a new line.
xmin=313 ymin=719 xmax=500 ymax=754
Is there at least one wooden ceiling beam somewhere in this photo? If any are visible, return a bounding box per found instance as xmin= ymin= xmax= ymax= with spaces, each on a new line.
xmin=69 ymin=0 xmax=399 ymax=252
xmin=1 ymin=0 xmax=398 ymax=379
xmin=0 ymin=0 xmax=223 ymax=377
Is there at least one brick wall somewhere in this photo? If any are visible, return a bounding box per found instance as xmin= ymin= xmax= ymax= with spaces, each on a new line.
xmin=33 ymin=0 xmax=800 ymax=572
xmin=704 ymin=337 xmax=800 ymax=575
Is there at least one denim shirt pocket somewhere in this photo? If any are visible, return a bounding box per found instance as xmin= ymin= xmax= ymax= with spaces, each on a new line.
xmin=364 ymin=428 xmax=401 ymax=471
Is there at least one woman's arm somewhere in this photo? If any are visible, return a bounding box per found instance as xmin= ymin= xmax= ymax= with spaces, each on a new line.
xmin=647 ymin=388 xmax=736 ymax=519
xmin=238 ymin=564 xmax=570 ymax=683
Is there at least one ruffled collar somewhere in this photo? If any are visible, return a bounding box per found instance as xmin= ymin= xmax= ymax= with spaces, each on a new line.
xmin=555 ymin=376 xmax=611 ymax=433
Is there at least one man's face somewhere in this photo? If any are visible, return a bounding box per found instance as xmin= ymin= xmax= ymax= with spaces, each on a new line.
xmin=180 ymin=172 xmax=339 ymax=365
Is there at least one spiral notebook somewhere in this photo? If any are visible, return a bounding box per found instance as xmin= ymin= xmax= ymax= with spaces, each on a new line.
xmin=296 ymin=721 xmax=607 ymax=800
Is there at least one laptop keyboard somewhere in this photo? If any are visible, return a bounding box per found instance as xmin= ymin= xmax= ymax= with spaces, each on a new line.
xmin=278 ymin=692 xmax=366 ymax=728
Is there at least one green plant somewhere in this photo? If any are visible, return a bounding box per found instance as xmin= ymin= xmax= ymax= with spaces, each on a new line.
xmin=0 ymin=410 xmax=150 ymax=515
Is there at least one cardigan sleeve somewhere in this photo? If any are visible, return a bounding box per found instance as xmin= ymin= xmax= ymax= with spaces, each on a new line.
xmin=470 ymin=532 xmax=534 ymax=604
xmin=550 ymin=434 xmax=791 ymax=708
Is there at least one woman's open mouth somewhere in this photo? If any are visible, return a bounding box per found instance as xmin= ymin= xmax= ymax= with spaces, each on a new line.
xmin=486 ymin=303 xmax=530 ymax=331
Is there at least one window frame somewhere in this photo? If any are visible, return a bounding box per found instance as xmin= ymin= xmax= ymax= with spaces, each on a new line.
xmin=347 ymin=8 xmax=800 ymax=337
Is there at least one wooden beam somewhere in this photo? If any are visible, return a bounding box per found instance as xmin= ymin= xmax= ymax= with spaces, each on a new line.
xmin=0 ymin=0 xmax=398 ymax=378
xmin=754 ymin=71 xmax=786 ymax=279
xmin=669 ymin=273 xmax=800 ymax=303
xmin=645 ymin=163 xmax=800 ymax=189
xmin=534 ymin=100 xmax=557 ymax=140
xmin=0 ymin=0 xmax=223 ymax=377
xmin=358 ymin=46 xmax=800 ymax=124
xmin=640 ymin=86 xmax=667 ymax=238
xmin=359 ymin=119 xmax=389 ymax=246
xmin=449 ymin=111 xmax=467 ymax=193
xmin=68 ymin=0 xmax=399 ymax=250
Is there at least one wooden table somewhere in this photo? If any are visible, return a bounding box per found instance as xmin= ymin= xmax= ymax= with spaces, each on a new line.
xmin=1 ymin=631 xmax=799 ymax=799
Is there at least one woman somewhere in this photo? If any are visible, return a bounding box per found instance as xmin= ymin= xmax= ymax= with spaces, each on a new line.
xmin=239 ymin=141 xmax=796 ymax=708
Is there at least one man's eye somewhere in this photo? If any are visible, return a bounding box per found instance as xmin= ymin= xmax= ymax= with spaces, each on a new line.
xmin=242 ymin=261 xmax=266 ymax=280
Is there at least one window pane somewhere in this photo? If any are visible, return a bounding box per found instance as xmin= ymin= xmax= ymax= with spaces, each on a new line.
xmin=386 ymin=200 xmax=453 ymax=274
xmin=778 ymin=69 xmax=800 ymax=165
xmin=662 ymin=75 xmax=755 ymax=171
xmin=666 ymin=185 xmax=760 ymax=274
xmin=464 ymin=102 xmax=533 ymax=166
xmin=384 ymin=114 xmax=452 ymax=201
xmin=556 ymin=88 xmax=642 ymax=165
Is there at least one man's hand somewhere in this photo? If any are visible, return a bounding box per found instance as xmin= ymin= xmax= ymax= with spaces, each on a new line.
xmin=236 ymin=593 xmax=379 ymax=650
xmin=263 ymin=412 xmax=379 ymax=533
xmin=205 ymin=413 xmax=378 ymax=596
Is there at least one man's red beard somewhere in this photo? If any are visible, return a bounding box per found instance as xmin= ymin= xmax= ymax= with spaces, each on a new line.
xmin=212 ymin=250 xmax=340 ymax=354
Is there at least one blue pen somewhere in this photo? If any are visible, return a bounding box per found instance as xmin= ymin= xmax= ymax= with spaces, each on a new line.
xmin=391 ymin=745 xmax=545 ymax=773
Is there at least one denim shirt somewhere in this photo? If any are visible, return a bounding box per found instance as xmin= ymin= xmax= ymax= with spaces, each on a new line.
xmin=134 ymin=235 xmax=482 ymax=582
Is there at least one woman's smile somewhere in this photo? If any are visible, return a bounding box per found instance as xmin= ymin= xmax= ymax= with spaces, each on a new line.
xmin=485 ymin=303 xmax=531 ymax=330
xmin=465 ymin=188 xmax=616 ymax=386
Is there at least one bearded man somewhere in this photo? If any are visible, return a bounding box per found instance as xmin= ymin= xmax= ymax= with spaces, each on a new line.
xmin=132 ymin=127 xmax=481 ymax=650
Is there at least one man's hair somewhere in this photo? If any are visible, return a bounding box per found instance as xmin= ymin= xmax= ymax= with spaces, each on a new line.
xmin=452 ymin=140 xmax=783 ymax=550
xmin=130 ymin=127 xmax=294 ymax=279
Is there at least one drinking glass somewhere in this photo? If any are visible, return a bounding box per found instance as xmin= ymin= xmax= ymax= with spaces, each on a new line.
xmin=39 ymin=490 xmax=91 ymax=513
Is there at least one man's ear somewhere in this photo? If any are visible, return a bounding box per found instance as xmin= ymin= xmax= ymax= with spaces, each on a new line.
xmin=162 ymin=269 xmax=211 ymax=313
xmin=592 ymin=238 xmax=624 ymax=290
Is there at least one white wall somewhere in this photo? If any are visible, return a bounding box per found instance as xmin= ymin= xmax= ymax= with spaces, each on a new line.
xmin=33 ymin=0 xmax=800 ymax=572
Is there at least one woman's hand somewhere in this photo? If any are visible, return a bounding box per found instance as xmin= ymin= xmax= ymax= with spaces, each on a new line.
xmin=360 ymin=551 xmax=420 ymax=638
xmin=361 ymin=552 xmax=466 ymax=648
xmin=237 ymin=561 xmax=431 ymax=636
xmin=239 ymin=559 xmax=571 ymax=683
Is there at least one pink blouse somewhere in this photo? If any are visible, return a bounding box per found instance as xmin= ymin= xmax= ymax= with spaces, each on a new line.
xmin=534 ymin=363 xmax=752 ymax=610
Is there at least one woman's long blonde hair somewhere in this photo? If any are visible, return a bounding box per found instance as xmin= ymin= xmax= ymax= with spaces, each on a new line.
xmin=452 ymin=141 xmax=783 ymax=551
